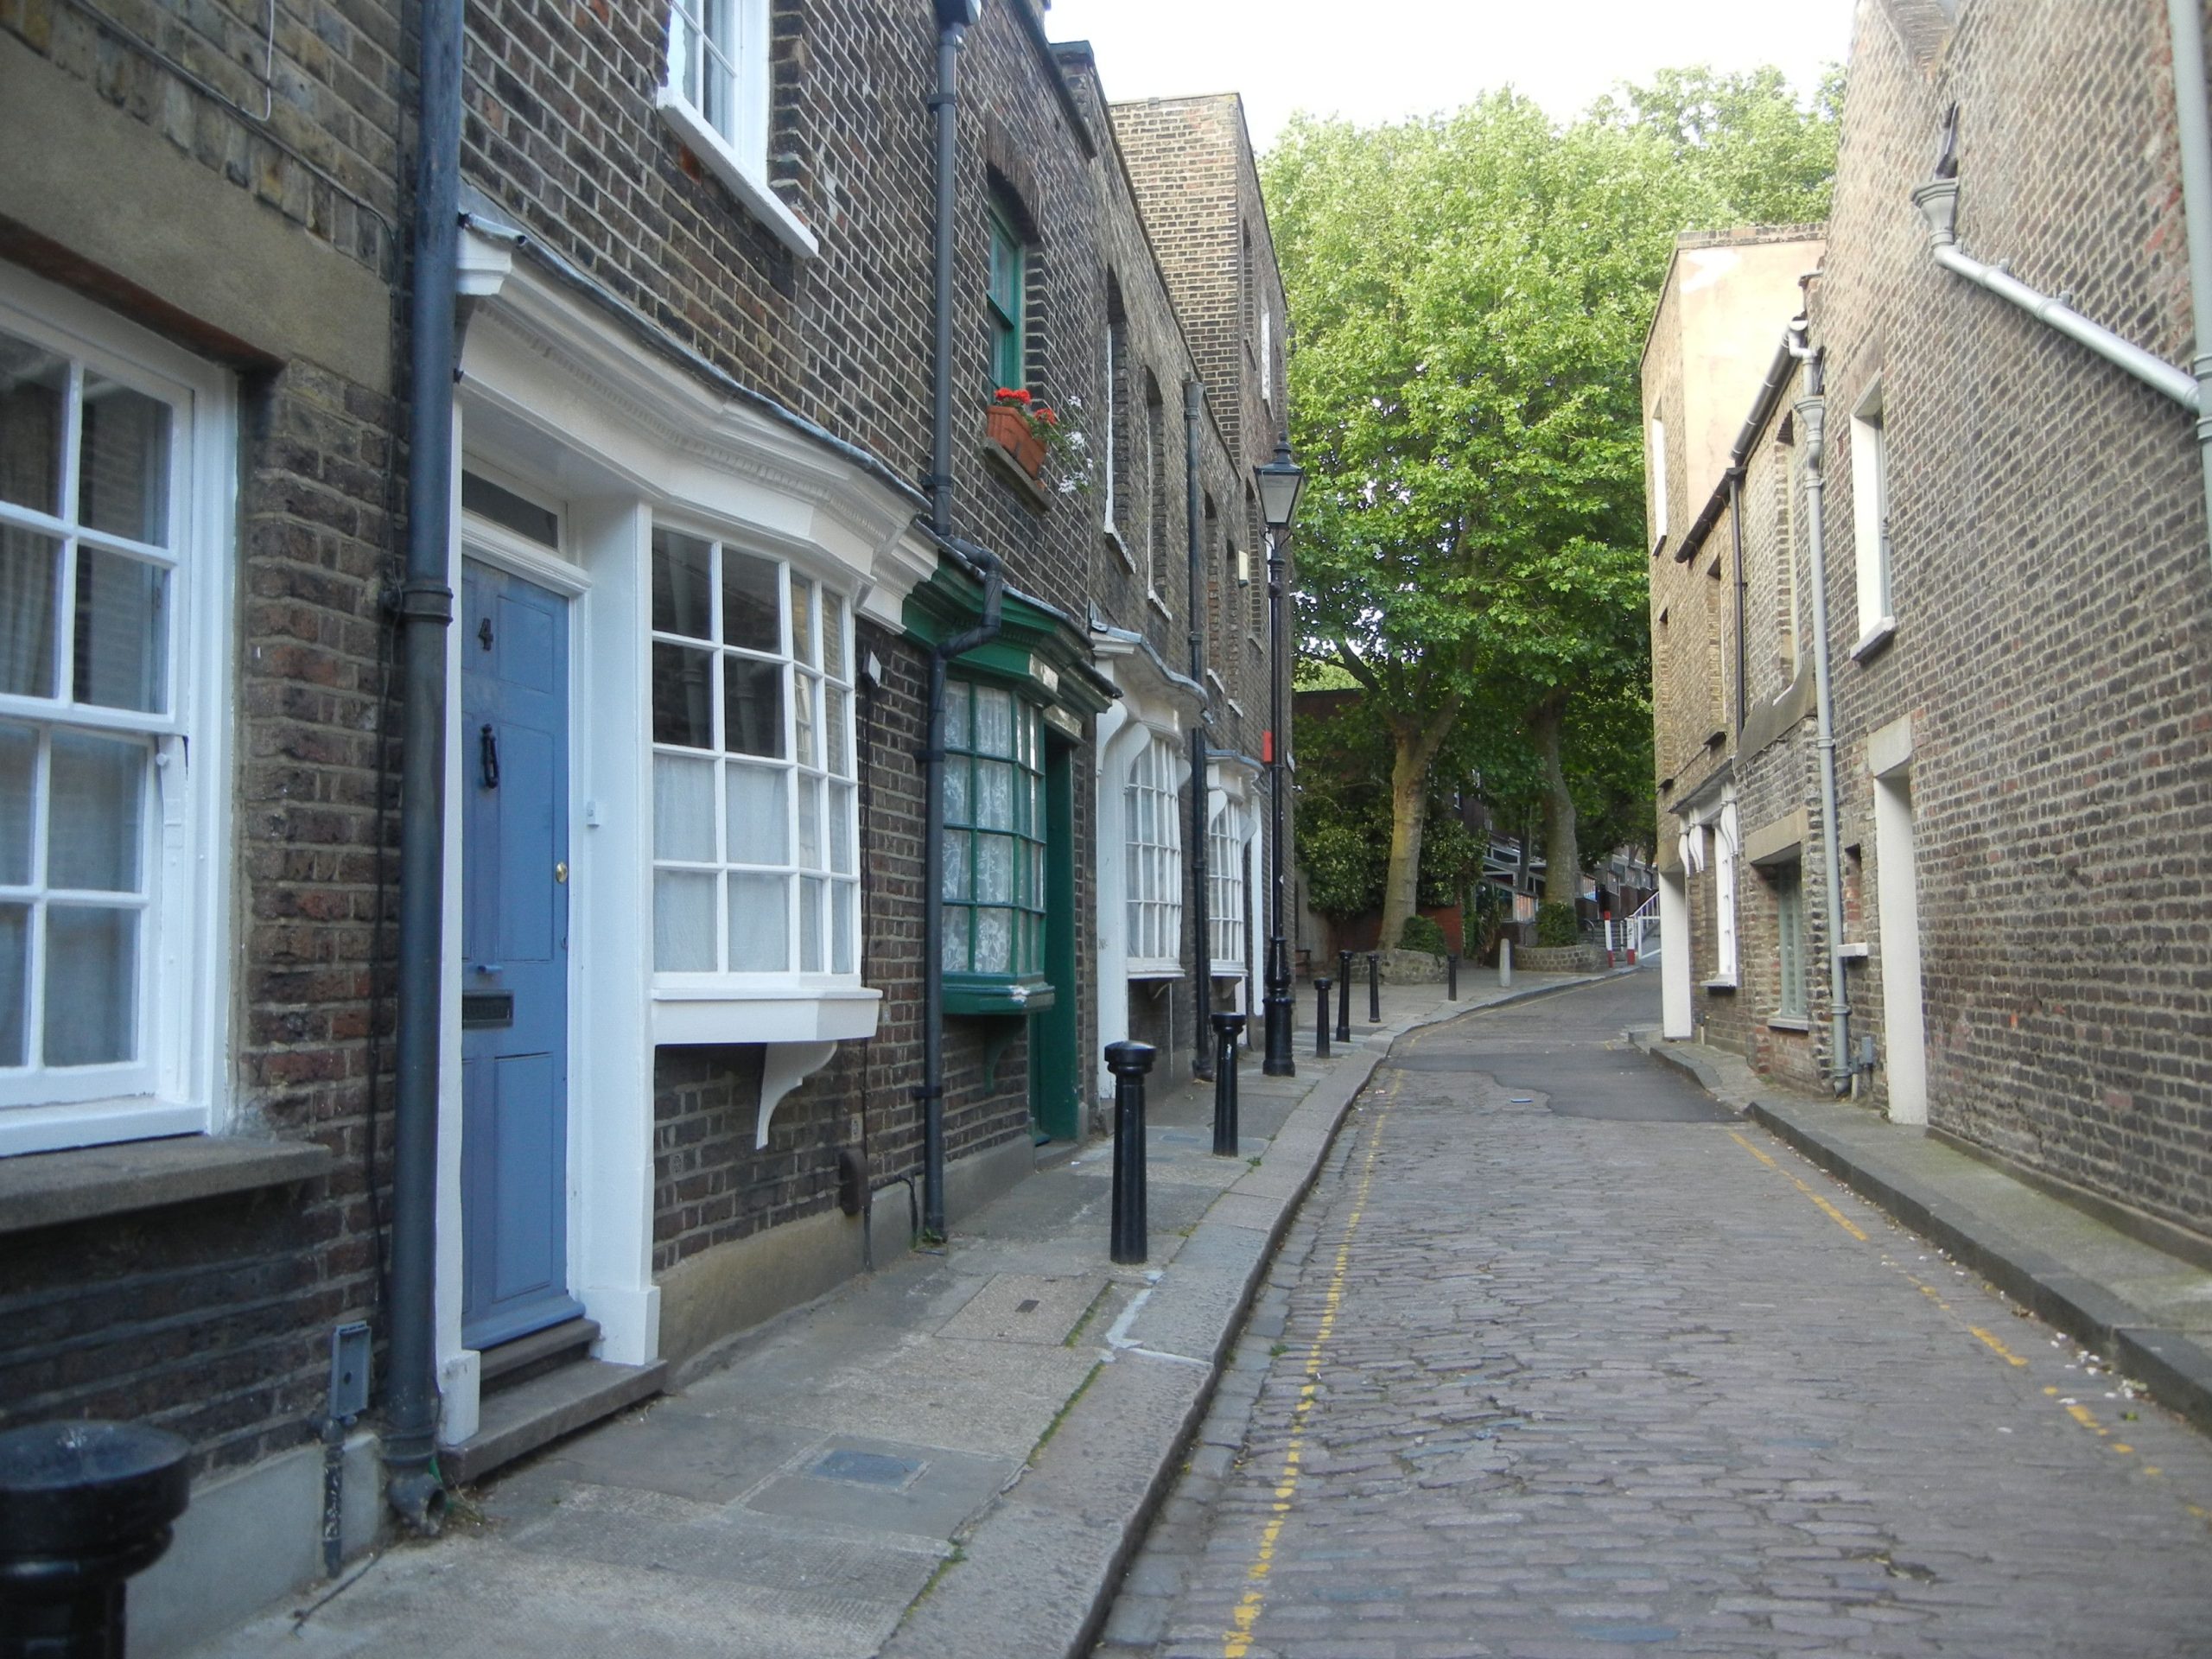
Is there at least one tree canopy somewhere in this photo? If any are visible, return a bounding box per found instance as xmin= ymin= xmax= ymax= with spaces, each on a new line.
xmin=1266 ymin=67 xmax=1840 ymax=941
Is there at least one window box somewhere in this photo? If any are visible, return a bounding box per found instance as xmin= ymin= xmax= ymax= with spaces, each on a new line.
xmin=984 ymin=404 xmax=1046 ymax=478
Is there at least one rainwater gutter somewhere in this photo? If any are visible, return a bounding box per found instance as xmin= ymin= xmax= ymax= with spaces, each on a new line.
xmin=1787 ymin=330 xmax=1854 ymax=1095
xmin=918 ymin=2 xmax=1001 ymax=1241
xmin=2164 ymin=0 xmax=2212 ymax=563
xmin=1185 ymin=379 xmax=1212 ymax=1079
xmin=383 ymin=0 xmax=461 ymax=1534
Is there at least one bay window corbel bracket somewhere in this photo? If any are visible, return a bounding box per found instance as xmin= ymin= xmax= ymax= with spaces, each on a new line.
xmin=757 ymin=1040 xmax=840 ymax=1149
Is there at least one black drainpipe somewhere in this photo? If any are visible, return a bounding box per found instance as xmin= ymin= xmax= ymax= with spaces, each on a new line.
xmin=1729 ymin=469 xmax=1747 ymax=736
xmin=918 ymin=1 xmax=1001 ymax=1241
xmin=384 ymin=0 xmax=461 ymax=1536
xmin=1184 ymin=380 xmax=1211 ymax=1078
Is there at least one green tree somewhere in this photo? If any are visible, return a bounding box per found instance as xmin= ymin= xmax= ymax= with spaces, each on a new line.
xmin=1267 ymin=67 xmax=1838 ymax=938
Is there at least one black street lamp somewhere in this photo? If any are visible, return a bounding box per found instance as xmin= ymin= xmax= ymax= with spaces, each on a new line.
xmin=1255 ymin=438 xmax=1306 ymax=1077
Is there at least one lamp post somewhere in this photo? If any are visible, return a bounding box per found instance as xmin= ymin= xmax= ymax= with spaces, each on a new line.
xmin=1255 ymin=438 xmax=1306 ymax=1077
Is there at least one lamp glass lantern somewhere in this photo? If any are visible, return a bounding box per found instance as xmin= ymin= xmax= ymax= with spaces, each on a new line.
xmin=1255 ymin=441 xmax=1306 ymax=532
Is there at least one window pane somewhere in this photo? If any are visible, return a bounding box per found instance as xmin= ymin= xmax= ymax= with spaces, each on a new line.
xmin=722 ymin=549 xmax=780 ymax=653
xmin=799 ymin=875 xmax=823 ymax=972
xmin=728 ymin=871 xmax=788 ymax=971
xmin=824 ymin=685 xmax=850 ymax=777
xmin=976 ymin=687 xmax=1014 ymax=756
xmin=832 ymin=881 xmax=855 ymax=976
xmin=791 ymin=577 xmax=815 ymax=668
xmin=0 ymin=721 xmax=33 ymax=886
xmin=724 ymin=656 xmax=785 ymax=758
xmin=0 ymin=338 xmax=66 ymax=518
xmin=944 ymin=756 xmax=969 ymax=826
xmin=43 ymin=904 xmax=136 ymax=1065
xmin=668 ymin=1 xmax=699 ymax=110
xmin=652 ymin=753 xmax=716 ymax=863
xmin=942 ymin=907 xmax=969 ymax=973
xmin=975 ymin=906 xmax=1013 ymax=974
xmin=976 ymin=833 xmax=1013 ymax=903
xmin=977 ymin=760 xmax=1014 ymax=830
xmin=654 ymin=869 xmax=717 ymax=969
xmin=78 ymin=375 xmax=171 ymax=545
xmin=828 ymin=781 xmax=854 ymax=875
xmin=943 ymin=681 xmax=969 ymax=750
xmin=0 ymin=529 xmax=59 ymax=698
xmin=0 ymin=902 xmax=22 ymax=1065
xmin=651 ymin=529 xmax=714 ymax=639
xmin=73 ymin=547 xmax=168 ymax=713
xmin=795 ymin=773 xmax=821 ymax=869
xmin=652 ymin=642 xmax=716 ymax=747
xmin=942 ymin=830 xmax=970 ymax=901
xmin=48 ymin=731 xmax=143 ymax=893
xmin=792 ymin=672 xmax=816 ymax=768
xmin=821 ymin=590 xmax=846 ymax=681
xmin=726 ymin=763 xmax=788 ymax=864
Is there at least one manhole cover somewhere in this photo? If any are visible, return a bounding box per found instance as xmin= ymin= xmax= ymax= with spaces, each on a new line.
xmin=809 ymin=1448 xmax=924 ymax=1489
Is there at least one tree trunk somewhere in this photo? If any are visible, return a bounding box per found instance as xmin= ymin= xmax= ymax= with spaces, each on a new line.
xmin=1376 ymin=695 xmax=1464 ymax=950
xmin=1531 ymin=695 xmax=1580 ymax=909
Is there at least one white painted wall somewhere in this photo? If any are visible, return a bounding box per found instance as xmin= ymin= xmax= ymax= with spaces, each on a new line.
xmin=1873 ymin=766 xmax=1929 ymax=1125
xmin=1659 ymin=870 xmax=1693 ymax=1039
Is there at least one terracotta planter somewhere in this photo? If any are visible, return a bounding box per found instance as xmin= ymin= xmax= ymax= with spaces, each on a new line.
xmin=985 ymin=404 xmax=1046 ymax=477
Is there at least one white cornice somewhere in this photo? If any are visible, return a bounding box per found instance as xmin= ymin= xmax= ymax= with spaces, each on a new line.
xmin=456 ymin=228 xmax=925 ymax=613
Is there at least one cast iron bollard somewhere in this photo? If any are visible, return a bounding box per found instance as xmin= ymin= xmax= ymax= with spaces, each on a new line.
xmin=1334 ymin=950 xmax=1353 ymax=1044
xmin=1367 ymin=953 xmax=1382 ymax=1025
xmin=1313 ymin=977 xmax=1333 ymax=1057
xmin=0 ymin=1419 xmax=191 ymax=1659
xmin=1446 ymin=952 xmax=1459 ymax=1001
xmin=1211 ymin=1012 xmax=1248 ymax=1156
xmin=1105 ymin=1039 xmax=1157 ymax=1264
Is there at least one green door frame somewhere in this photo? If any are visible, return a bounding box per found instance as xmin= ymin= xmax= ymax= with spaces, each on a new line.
xmin=1030 ymin=732 xmax=1080 ymax=1141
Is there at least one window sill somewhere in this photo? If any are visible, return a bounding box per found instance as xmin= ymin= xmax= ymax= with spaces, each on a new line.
xmin=1127 ymin=959 xmax=1182 ymax=982
xmin=650 ymin=982 xmax=881 ymax=1047
xmin=1209 ymin=960 xmax=1247 ymax=980
xmin=655 ymin=91 xmax=820 ymax=260
xmin=1837 ymin=940 xmax=1871 ymax=960
xmin=1849 ymin=616 xmax=1897 ymax=663
xmin=1766 ymin=1013 xmax=1812 ymax=1033
xmin=944 ymin=972 xmax=1056 ymax=1017
xmin=1146 ymin=589 xmax=1173 ymax=620
xmin=0 ymin=1134 xmax=333 ymax=1236
xmin=981 ymin=435 xmax=1052 ymax=511
xmin=1104 ymin=526 xmax=1135 ymax=573
xmin=1702 ymin=977 xmax=1739 ymax=994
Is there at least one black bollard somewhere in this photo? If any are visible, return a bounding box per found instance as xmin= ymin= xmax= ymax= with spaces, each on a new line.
xmin=1314 ymin=978 xmax=1333 ymax=1057
xmin=0 ymin=1420 xmax=191 ymax=1659
xmin=1105 ymin=1040 xmax=1157 ymax=1264
xmin=1211 ymin=1012 xmax=1248 ymax=1156
xmin=1335 ymin=950 xmax=1353 ymax=1044
xmin=1367 ymin=952 xmax=1382 ymax=1024
xmin=1447 ymin=952 xmax=1459 ymax=1001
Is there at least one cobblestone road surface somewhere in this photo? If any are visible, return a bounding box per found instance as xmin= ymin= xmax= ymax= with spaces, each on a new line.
xmin=1096 ymin=976 xmax=2212 ymax=1658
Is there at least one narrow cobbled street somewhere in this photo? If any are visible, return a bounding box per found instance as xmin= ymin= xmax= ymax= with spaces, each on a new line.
xmin=1098 ymin=976 xmax=2212 ymax=1659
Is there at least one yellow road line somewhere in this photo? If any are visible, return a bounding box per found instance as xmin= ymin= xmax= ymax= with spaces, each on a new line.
xmin=1969 ymin=1326 xmax=2030 ymax=1367
xmin=1728 ymin=1130 xmax=1777 ymax=1168
xmin=1224 ymin=1077 xmax=1398 ymax=1658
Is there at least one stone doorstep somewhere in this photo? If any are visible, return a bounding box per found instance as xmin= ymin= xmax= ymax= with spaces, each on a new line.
xmin=441 ymin=1357 xmax=669 ymax=1488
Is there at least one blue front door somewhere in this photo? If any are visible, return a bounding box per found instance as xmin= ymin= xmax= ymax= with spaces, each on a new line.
xmin=461 ymin=559 xmax=581 ymax=1351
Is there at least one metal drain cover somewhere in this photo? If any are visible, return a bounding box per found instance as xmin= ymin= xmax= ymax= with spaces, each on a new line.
xmin=809 ymin=1448 xmax=924 ymax=1488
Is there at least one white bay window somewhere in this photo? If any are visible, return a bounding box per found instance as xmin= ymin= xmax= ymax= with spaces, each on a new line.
xmin=1125 ymin=735 xmax=1182 ymax=976
xmin=1208 ymin=801 xmax=1246 ymax=974
xmin=650 ymin=527 xmax=857 ymax=982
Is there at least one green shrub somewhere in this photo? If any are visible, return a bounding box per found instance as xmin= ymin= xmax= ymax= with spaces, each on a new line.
xmin=1398 ymin=914 xmax=1449 ymax=956
xmin=1535 ymin=903 xmax=1580 ymax=948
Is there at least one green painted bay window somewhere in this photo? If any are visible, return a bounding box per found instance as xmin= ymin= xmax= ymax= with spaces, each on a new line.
xmin=941 ymin=678 xmax=1047 ymax=1004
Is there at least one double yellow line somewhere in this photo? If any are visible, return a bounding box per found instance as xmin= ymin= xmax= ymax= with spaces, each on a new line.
xmin=1223 ymin=1075 xmax=1400 ymax=1659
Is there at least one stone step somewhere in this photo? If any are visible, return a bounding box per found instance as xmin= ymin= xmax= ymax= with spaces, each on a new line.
xmin=441 ymin=1357 xmax=667 ymax=1488
xmin=478 ymin=1317 xmax=600 ymax=1390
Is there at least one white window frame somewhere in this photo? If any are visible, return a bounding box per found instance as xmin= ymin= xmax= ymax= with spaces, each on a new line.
xmin=1649 ymin=416 xmax=1669 ymax=547
xmin=1208 ymin=798 xmax=1246 ymax=975
xmin=1711 ymin=802 xmax=1739 ymax=987
xmin=1102 ymin=316 xmax=1120 ymax=537
xmin=0 ymin=267 xmax=233 ymax=1156
xmin=1773 ymin=861 xmax=1806 ymax=1020
xmin=1124 ymin=734 xmax=1182 ymax=977
xmin=655 ymin=0 xmax=818 ymax=258
xmin=1851 ymin=378 xmax=1893 ymax=649
xmin=1260 ymin=307 xmax=1274 ymax=408
xmin=647 ymin=524 xmax=861 ymax=988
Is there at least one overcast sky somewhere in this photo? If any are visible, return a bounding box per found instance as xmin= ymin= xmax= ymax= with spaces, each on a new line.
xmin=1045 ymin=0 xmax=1854 ymax=150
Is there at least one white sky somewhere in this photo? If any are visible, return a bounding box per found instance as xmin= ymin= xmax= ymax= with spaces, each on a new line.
xmin=1045 ymin=0 xmax=1854 ymax=151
